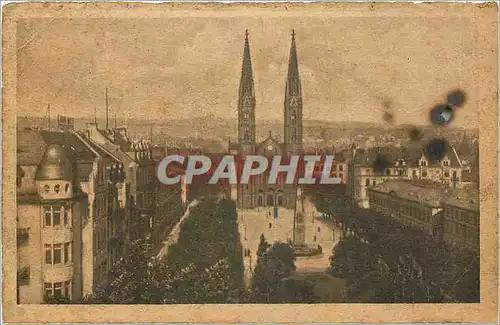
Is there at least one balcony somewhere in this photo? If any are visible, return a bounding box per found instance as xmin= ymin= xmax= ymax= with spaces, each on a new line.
xmin=17 ymin=266 xmax=30 ymax=285
xmin=17 ymin=228 xmax=30 ymax=246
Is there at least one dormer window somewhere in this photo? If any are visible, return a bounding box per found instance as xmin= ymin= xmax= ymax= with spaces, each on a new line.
xmin=420 ymin=160 xmax=427 ymax=167
xmin=443 ymin=160 xmax=449 ymax=166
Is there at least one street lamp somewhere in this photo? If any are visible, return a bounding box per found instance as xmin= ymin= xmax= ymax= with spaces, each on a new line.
xmin=249 ymin=249 xmax=252 ymax=274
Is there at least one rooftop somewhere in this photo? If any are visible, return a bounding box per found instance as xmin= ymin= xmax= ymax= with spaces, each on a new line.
xmin=370 ymin=179 xmax=480 ymax=211
xmin=370 ymin=179 xmax=447 ymax=207
xmin=442 ymin=185 xmax=479 ymax=212
xmin=352 ymin=142 xmax=461 ymax=168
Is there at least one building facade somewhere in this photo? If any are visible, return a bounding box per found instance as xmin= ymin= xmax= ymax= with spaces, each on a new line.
xmin=16 ymin=130 xmax=101 ymax=303
xmin=347 ymin=144 xmax=463 ymax=208
xmin=367 ymin=180 xmax=446 ymax=240
xmin=441 ymin=187 xmax=479 ymax=250
xmin=85 ymin=124 xmax=185 ymax=250
xmin=229 ymin=30 xmax=304 ymax=209
xmin=367 ymin=180 xmax=479 ymax=251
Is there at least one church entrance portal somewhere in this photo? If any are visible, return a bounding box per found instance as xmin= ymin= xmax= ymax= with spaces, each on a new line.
xmin=267 ymin=194 xmax=274 ymax=206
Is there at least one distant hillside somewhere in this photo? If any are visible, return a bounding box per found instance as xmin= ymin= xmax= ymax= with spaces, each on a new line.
xmin=17 ymin=115 xmax=478 ymax=152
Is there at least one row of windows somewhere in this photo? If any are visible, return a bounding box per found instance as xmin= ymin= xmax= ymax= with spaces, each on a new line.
xmin=419 ymin=160 xmax=451 ymax=167
xmin=369 ymin=194 xmax=432 ymax=223
xmin=94 ymin=195 xmax=109 ymax=218
xmin=138 ymin=167 xmax=155 ymax=185
xmin=94 ymin=226 xmax=108 ymax=253
xmin=95 ymin=259 xmax=108 ymax=285
xmin=400 ymin=218 xmax=429 ymax=232
xmin=43 ymin=205 xmax=70 ymax=227
xmin=313 ymin=164 xmax=344 ymax=172
xmin=444 ymin=222 xmax=479 ymax=244
xmin=44 ymin=242 xmax=72 ymax=265
xmin=42 ymin=183 xmax=70 ymax=194
xmin=445 ymin=208 xmax=478 ymax=225
xmin=44 ymin=281 xmax=71 ymax=299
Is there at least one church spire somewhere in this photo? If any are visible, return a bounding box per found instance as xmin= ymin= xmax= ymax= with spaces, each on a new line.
xmin=284 ymin=29 xmax=303 ymax=155
xmin=239 ymin=29 xmax=254 ymax=99
xmin=287 ymin=30 xmax=300 ymax=86
xmin=238 ymin=30 xmax=256 ymax=152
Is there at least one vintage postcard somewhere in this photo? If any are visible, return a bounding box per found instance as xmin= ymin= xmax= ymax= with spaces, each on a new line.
xmin=2 ymin=2 xmax=498 ymax=323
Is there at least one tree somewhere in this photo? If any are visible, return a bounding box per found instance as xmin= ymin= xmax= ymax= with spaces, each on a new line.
xmin=44 ymin=295 xmax=72 ymax=304
xmin=257 ymin=234 xmax=270 ymax=262
xmin=279 ymin=277 xmax=318 ymax=303
xmin=89 ymin=238 xmax=161 ymax=304
xmin=251 ymin=242 xmax=296 ymax=303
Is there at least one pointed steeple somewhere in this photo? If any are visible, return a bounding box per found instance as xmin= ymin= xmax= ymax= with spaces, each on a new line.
xmin=286 ymin=29 xmax=301 ymax=96
xmin=287 ymin=30 xmax=299 ymax=82
xmin=237 ymin=30 xmax=256 ymax=151
xmin=239 ymin=29 xmax=254 ymax=99
xmin=284 ymin=29 xmax=303 ymax=155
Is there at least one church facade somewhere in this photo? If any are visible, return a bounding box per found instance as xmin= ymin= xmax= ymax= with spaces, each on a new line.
xmin=229 ymin=30 xmax=303 ymax=209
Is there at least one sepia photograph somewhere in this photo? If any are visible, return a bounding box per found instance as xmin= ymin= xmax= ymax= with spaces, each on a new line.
xmin=2 ymin=2 xmax=498 ymax=323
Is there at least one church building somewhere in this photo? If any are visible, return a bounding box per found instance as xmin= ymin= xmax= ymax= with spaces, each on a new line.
xmin=229 ymin=30 xmax=304 ymax=209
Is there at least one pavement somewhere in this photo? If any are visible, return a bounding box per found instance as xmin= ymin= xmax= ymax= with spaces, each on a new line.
xmin=237 ymin=197 xmax=342 ymax=281
xmin=155 ymin=199 xmax=199 ymax=259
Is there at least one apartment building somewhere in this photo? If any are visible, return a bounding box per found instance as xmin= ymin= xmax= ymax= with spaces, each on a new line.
xmin=367 ymin=179 xmax=479 ymax=251
xmin=347 ymin=143 xmax=463 ymax=208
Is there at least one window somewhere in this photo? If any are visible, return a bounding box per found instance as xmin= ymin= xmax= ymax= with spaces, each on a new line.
xmin=53 ymin=207 xmax=61 ymax=226
xmin=54 ymin=184 xmax=61 ymax=193
xmin=65 ymin=184 xmax=70 ymax=192
xmin=45 ymin=244 xmax=52 ymax=264
xmin=365 ymin=179 xmax=370 ymax=186
xmin=43 ymin=206 xmax=66 ymax=227
xmin=64 ymin=280 xmax=71 ymax=298
xmin=64 ymin=243 xmax=70 ymax=264
xmin=44 ymin=207 xmax=52 ymax=226
xmin=44 ymin=243 xmax=71 ymax=265
xmin=54 ymin=282 xmax=62 ymax=297
xmin=444 ymin=171 xmax=450 ymax=177
xmin=44 ymin=283 xmax=53 ymax=297
xmin=420 ymin=160 xmax=427 ymax=167
xmin=63 ymin=207 xmax=69 ymax=226
xmin=339 ymin=165 xmax=344 ymax=172
xmin=422 ymin=170 xmax=428 ymax=177
xmin=53 ymin=244 xmax=62 ymax=264
xmin=44 ymin=185 xmax=50 ymax=193
xmin=372 ymin=180 xmax=376 ymax=186
xmin=443 ymin=161 xmax=449 ymax=166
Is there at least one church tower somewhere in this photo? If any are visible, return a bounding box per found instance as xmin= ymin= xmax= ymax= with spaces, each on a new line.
xmin=283 ymin=30 xmax=303 ymax=156
xmin=238 ymin=30 xmax=256 ymax=155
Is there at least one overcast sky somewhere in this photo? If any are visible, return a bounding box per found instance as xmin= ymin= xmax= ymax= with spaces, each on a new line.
xmin=16 ymin=14 xmax=489 ymax=127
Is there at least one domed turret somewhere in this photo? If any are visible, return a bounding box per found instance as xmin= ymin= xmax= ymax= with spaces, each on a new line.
xmin=35 ymin=145 xmax=73 ymax=181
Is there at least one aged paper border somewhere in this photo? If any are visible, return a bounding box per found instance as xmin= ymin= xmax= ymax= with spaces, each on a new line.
xmin=2 ymin=2 xmax=498 ymax=323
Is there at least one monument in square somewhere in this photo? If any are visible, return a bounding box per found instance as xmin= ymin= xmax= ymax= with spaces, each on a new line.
xmin=292 ymin=186 xmax=322 ymax=257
